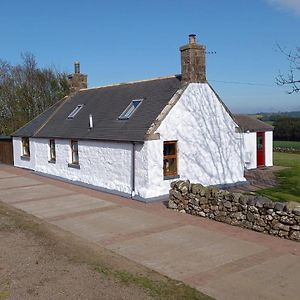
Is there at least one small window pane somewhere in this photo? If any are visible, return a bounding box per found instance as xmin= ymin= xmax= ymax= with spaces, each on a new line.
xmin=119 ymin=99 xmax=143 ymax=120
xmin=164 ymin=158 xmax=177 ymax=175
xmin=163 ymin=141 xmax=178 ymax=177
xmin=71 ymin=140 xmax=79 ymax=164
xmin=22 ymin=137 xmax=30 ymax=157
xmin=49 ymin=139 xmax=56 ymax=161
xmin=164 ymin=143 xmax=176 ymax=156
xmin=257 ymin=137 xmax=263 ymax=149
xmin=68 ymin=105 xmax=83 ymax=119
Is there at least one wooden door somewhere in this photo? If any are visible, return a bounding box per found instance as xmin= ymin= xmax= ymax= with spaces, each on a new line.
xmin=0 ymin=140 xmax=13 ymax=165
xmin=256 ymin=132 xmax=265 ymax=167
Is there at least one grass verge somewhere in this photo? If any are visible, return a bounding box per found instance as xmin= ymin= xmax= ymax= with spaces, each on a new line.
xmin=257 ymin=152 xmax=300 ymax=202
xmin=0 ymin=201 xmax=213 ymax=300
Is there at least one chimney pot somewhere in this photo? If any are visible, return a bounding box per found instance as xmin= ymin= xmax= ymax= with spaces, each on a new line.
xmin=189 ymin=34 xmax=196 ymax=44
xmin=74 ymin=61 xmax=80 ymax=74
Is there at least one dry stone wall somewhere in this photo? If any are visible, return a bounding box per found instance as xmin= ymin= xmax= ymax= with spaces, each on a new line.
xmin=168 ymin=180 xmax=300 ymax=242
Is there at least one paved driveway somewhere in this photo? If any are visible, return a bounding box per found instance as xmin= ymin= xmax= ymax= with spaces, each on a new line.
xmin=1 ymin=165 xmax=300 ymax=300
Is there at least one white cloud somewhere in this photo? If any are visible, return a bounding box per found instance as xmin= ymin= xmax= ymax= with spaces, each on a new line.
xmin=267 ymin=0 xmax=300 ymax=16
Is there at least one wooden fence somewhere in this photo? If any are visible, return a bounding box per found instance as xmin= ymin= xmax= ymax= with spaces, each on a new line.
xmin=0 ymin=138 xmax=13 ymax=165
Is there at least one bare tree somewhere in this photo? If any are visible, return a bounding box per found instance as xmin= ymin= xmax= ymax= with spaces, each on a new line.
xmin=0 ymin=53 xmax=69 ymax=135
xmin=276 ymin=46 xmax=300 ymax=94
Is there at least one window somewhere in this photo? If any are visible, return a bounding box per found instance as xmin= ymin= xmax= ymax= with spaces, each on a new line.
xmin=22 ymin=137 xmax=30 ymax=157
xmin=67 ymin=104 xmax=83 ymax=119
xmin=118 ymin=99 xmax=143 ymax=120
xmin=49 ymin=139 xmax=56 ymax=162
xmin=70 ymin=140 xmax=79 ymax=165
xmin=163 ymin=141 xmax=178 ymax=178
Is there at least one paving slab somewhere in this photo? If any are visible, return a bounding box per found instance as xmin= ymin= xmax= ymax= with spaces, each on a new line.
xmin=14 ymin=194 xmax=115 ymax=219
xmin=53 ymin=206 xmax=174 ymax=243
xmin=108 ymin=225 xmax=267 ymax=281
xmin=0 ymin=176 xmax=41 ymax=189
xmin=199 ymin=253 xmax=300 ymax=300
xmin=1 ymin=165 xmax=300 ymax=300
xmin=0 ymin=184 xmax=73 ymax=203
xmin=0 ymin=170 xmax=18 ymax=179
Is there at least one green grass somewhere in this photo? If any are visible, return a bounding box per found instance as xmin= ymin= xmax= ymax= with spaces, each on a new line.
xmin=94 ymin=266 xmax=212 ymax=300
xmin=0 ymin=291 xmax=10 ymax=300
xmin=274 ymin=140 xmax=300 ymax=150
xmin=257 ymin=152 xmax=300 ymax=202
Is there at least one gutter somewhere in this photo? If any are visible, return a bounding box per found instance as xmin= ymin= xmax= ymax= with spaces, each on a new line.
xmin=131 ymin=142 xmax=136 ymax=198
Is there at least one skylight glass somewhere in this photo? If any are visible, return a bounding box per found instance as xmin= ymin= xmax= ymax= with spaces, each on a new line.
xmin=67 ymin=104 xmax=83 ymax=119
xmin=119 ymin=99 xmax=143 ymax=120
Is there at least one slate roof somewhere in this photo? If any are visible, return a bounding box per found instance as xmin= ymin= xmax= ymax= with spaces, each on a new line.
xmin=234 ymin=115 xmax=274 ymax=132
xmin=13 ymin=76 xmax=182 ymax=142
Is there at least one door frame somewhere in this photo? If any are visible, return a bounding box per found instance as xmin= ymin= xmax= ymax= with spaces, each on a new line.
xmin=256 ymin=132 xmax=265 ymax=168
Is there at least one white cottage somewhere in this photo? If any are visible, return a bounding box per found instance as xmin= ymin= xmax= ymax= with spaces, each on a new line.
xmin=12 ymin=35 xmax=272 ymax=202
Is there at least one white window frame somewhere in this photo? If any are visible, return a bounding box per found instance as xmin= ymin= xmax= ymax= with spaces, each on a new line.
xmin=67 ymin=104 xmax=83 ymax=119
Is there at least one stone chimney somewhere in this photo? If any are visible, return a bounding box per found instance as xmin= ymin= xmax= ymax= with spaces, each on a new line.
xmin=180 ymin=34 xmax=206 ymax=83
xmin=68 ymin=61 xmax=88 ymax=94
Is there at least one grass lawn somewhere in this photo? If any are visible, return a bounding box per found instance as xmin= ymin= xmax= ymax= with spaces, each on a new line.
xmin=274 ymin=140 xmax=300 ymax=150
xmin=257 ymin=152 xmax=300 ymax=203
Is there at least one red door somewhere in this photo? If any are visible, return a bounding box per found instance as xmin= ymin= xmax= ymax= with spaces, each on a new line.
xmin=257 ymin=132 xmax=265 ymax=167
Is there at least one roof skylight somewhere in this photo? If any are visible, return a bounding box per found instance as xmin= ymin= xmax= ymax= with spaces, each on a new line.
xmin=118 ymin=99 xmax=143 ymax=120
xmin=67 ymin=104 xmax=83 ymax=119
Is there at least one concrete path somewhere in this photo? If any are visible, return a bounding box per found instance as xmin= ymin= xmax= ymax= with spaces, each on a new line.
xmin=1 ymin=165 xmax=300 ymax=300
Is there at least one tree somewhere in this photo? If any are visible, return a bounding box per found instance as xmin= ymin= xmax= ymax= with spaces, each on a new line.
xmin=0 ymin=53 xmax=69 ymax=135
xmin=273 ymin=117 xmax=300 ymax=141
xmin=276 ymin=46 xmax=300 ymax=94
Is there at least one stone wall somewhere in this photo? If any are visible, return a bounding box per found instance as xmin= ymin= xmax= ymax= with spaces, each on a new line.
xmin=168 ymin=180 xmax=300 ymax=242
xmin=274 ymin=147 xmax=300 ymax=154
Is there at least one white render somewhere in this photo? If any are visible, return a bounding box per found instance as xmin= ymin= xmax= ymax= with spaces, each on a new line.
xmin=265 ymin=131 xmax=273 ymax=167
xmin=14 ymin=137 xmax=134 ymax=196
xmin=14 ymin=83 xmax=275 ymax=200
xmin=243 ymin=132 xmax=257 ymax=170
xmin=139 ymin=83 xmax=246 ymax=198
xmin=242 ymin=130 xmax=273 ymax=170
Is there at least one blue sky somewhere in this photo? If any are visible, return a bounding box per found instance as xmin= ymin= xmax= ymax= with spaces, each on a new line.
xmin=0 ymin=0 xmax=299 ymax=113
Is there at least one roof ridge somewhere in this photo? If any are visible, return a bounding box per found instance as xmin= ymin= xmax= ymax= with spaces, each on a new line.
xmin=79 ymin=74 xmax=181 ymax=92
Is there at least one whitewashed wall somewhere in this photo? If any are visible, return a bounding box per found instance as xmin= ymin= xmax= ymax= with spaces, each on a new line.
xmin=243 ymin=132 xmax=257 ymax=169
xmin=14 ymin=138 xmax=134 ymax=195
xmin=13 ymin=137 xmax=36 ymax=170
xmin=141 ymin=83 xmax=246 ymax=198
xmin=265 ymin=131 xmax=273 ymax=167
xmin=34 ymin=139 xmax=133 ymax=195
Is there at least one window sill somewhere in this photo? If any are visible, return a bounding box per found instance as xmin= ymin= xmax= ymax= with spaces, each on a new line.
xmin=164 ymin=174 xmax=180 ymax=180
xmin=20 ymin=155 xmax=30 ymax=161
xmin=48 ymin=159 xmax=56 ymax=164
xmin=68 ymin=163 xmax=80 ymax=169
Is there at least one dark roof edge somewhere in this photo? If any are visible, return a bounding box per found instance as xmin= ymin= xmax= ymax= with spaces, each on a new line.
xmin=146 ymin=83 xmax=189 ymax=136
xmin=234 ymin=114 xmax=274 ymax=132
xmin=79 ymin=74 xmax=181 ymax=92
xmin=31 ymin=135 xmax=145 ymax=143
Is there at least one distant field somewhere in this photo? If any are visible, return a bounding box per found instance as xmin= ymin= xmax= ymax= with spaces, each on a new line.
xmin=274 ymin=140 xmax=300 ymax=150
